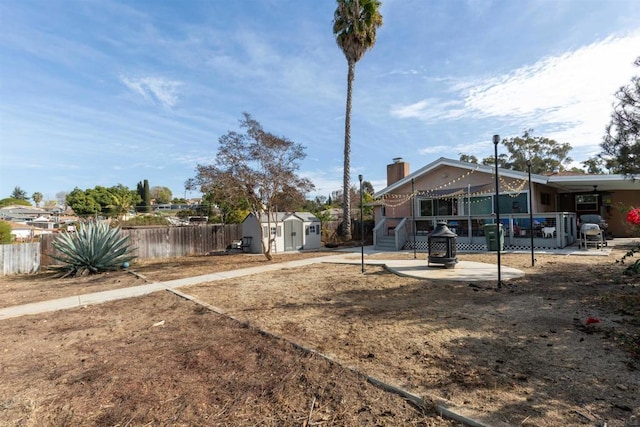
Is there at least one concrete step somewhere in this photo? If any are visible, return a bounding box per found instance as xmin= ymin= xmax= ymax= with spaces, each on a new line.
xmin=375 ymin=236 xmax=401 ymax=251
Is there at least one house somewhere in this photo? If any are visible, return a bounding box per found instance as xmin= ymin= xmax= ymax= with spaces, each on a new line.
xmin=0 ymin=206 xmax=49 ymax=223
xmin=242 ymin=212 xmax=322 ymax=253
xmin=373 ymin=157 xmax=640 ymax=251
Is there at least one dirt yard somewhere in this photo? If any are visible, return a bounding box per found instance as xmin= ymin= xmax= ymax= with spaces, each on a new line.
xmin=1 ymin=245 xmax=639 ymax=426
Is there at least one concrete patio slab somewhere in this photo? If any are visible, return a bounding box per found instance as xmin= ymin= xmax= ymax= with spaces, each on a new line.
xmin=324 ymin=258 xmax=525 ymax=281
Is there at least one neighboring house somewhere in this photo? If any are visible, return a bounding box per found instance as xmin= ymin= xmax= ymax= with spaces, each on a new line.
xmin=0 ymin=206 xmax=49 ymax=223
xmin=242 ymin=212 xmax=322 ymax=254
xmin=29 ymin=216 xmax=56 ymax=230
xmin=373 ymin=157 xmax=640 ymax=251
xmin=6 ymin=221 xmax=34 ymax=241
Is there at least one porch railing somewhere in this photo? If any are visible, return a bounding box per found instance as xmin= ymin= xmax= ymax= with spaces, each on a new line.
xmin=381 ymin=212 xmax=577 ymax=251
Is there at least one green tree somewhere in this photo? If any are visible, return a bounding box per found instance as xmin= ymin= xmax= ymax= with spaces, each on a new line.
xmin=582 ymin=156 xmax=606 ymax=174
xmin=333 ymin=0 xmax=383 ymax=240
xmin=459 ymin=154 xmax=479 ymax=164
xmin=150 ymin=186 xmax=173 ymax=205
xmin=86 ymin=186 xmax=115 ymax=214
xmin=32 ymin=192 xmax=43 ymax=207
xmin=106 ymin=184 xmax=141 ymax=219
xmin=136 ymin=180 xmax=151 ymax=213
xmin=362 ymin=180 xmax=374 ymax=195
xmin=601 ymin=56 xmax=640 ymax=178
xmin=0 ymin=220 xmax=12 ymax=244
xmin=10 ymin=186 xmax=28 ymax=200
xmin=44 ymin=200 xmax=58 ymax=209
xmin=143 ymin=180 xmax=150 ymax=213
xmin=481 ymin=153 xmax=509 ymax=168
xmin=66 ymin=185 xmax=140 ymax=218
xmin=66 ymin=188 xmax=101 ymax=216
xmin=0 ymin=198 xmax=32 ymax=208
xmin=188 ymin=113 xmax=314 ymax=260
xmin=488 ymin=129 xmax=573 ymax=174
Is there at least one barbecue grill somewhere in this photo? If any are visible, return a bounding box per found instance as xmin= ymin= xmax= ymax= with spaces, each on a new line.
xmin=427 ymin=221 xmax=457 ymax=268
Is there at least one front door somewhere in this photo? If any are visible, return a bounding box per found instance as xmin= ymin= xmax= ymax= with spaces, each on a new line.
xmin=284 ymin=220 xmax=303 ymax=251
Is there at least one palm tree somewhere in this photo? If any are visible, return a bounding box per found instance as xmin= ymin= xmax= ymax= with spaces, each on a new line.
xmin=333 ymin=0 xmax=382 ymax=240
xmin=32 ymin=192 xmax=43 ymax=207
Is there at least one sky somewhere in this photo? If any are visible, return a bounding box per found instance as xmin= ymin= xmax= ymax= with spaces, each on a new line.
xmin=1 ymin=0 xmax=639 ymax=205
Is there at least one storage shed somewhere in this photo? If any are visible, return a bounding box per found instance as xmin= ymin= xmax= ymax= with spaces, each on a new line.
xmin=241 ymin=212 xmax=321 ymax=254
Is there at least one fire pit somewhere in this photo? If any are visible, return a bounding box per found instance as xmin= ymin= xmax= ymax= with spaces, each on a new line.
xmin=427 ymin=221 xmax=458 ymax=269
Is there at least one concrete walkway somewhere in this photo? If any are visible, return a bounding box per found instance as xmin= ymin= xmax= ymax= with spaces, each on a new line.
xmin=3 ymin=242 xmax=625 ymax=321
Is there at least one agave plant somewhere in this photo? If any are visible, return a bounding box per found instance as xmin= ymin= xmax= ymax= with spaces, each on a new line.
xmin=51 ymin=222 xmax=137 ymax=277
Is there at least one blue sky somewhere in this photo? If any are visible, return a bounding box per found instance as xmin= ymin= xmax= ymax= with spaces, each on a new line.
xmin=1 ymin=0 xmax=639 ymax=204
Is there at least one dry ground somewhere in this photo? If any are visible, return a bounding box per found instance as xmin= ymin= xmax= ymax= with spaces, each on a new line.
xmin=1 ymin=245 xmax=639 ymax=426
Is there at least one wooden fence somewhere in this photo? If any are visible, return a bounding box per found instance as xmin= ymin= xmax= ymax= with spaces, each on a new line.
xmin=40 ymin=224 xmax=243 ymax=266
xmin=2 ymin=224 xmax=242 ymax=275
xmin=0 ymin=242 xmax=40 ymax=275
xmin=1 ymin=221 xmax=370 ymax=275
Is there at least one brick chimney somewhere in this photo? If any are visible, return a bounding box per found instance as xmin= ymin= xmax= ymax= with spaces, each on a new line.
xmin=387 ymin=157 xmax=409 ymax=186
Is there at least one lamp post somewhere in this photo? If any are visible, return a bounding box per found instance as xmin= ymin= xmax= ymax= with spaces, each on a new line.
xmin=493 ymin=134 xmax=503 ymax=289
xmin=526 ymin=160 xmax=535 ymax=267
xmin=359 ymin=174 xmax=365 ymax=273
xmin=412 ymin=178 xmax=416 ymax=259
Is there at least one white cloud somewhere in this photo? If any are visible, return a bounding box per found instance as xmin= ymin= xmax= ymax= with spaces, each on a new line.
xmin=418 ymin=144 xmax=451 ymax=155
xmin=120 ymin=76 xmax=182 ymax=108
xmin=390 ymin=98 xmax=467 ymax=121
xmin=392 ymin=32 xmax=640 ymax=149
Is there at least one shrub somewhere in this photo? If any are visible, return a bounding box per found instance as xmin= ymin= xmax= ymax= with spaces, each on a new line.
xmin=51 ymin=222 xmax=137 ymax=277
xmin=120 ymin=215 xmax=170 ymax=227
xmin=0 ymin=220 xmax=13 ymax=244
xmin=617 ymin=207 xmax=640 ymax=276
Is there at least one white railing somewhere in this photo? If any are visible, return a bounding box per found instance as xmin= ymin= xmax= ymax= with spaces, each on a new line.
xmin=378 ymin=212 xmax=578 ymax=250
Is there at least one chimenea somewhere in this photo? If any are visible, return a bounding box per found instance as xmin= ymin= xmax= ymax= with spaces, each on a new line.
xmin=427 ymin=221 xmax=458 ymax=268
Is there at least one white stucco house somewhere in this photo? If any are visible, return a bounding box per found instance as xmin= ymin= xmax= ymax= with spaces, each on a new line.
xmin=241 ymin=212 xmax=321 ymax=253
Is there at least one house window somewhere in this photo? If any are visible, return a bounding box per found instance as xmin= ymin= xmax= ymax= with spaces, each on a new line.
xmin=465 ymin=193 xmax=528 ymax=215
xmin=468 ymin=196 xmax=492 ymax=215
xmin=419 ymin=198 xmax=456 ymax=216
xmin=419 ymin=199 xmax=433 ymax=216
xmin=541 ymin=192 xmax=551 ymax=206
xmin=263 ymin=226 xmax=281 ymax=236
xmin=437 ymin=199 xmax=455 ymax=215
xmin=576 ymin=194 xmax=598 ymax=212
xmin=498 ymin=193 xmax=528 ymax=214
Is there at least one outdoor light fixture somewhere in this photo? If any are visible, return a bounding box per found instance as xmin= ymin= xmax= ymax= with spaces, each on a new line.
xmin=526 ymin=159 xmax=535 ymax=267
xmin=359 ymin=174 xmax=365 ymax=273
xmin=493 ymin=134 xmax=503 ymax=289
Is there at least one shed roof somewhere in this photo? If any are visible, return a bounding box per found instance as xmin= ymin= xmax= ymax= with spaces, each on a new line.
xmin=246 ymin=211 xmax=319 ymax=223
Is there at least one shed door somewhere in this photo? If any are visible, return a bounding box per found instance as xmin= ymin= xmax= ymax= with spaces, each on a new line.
xmin=284 ymin=220 xmax=303 ymax=251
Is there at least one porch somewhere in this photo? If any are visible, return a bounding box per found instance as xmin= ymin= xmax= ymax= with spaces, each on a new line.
xmin=374 ymin=212 xmax=578 ymax=252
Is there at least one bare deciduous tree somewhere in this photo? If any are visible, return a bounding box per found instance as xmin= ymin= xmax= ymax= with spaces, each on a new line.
xmin=188 ymin=113 xmax=314 ymax=260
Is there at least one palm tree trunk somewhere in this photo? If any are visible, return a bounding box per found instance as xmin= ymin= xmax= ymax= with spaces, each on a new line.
xmin=342 ymin=59 xmax=355 ymax=240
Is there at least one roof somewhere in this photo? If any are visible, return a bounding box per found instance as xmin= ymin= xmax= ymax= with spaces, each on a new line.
xmin=246 ymin=211 xmax=319 ymax=223
xmin=546 ymin=174 xmax=640 ymax=192
xmin=374 ymin=157 xmax=639 ymax=197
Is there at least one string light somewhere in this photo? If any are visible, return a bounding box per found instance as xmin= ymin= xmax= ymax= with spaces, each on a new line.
xmin=375 ymin=166 xmax=531 ymax=208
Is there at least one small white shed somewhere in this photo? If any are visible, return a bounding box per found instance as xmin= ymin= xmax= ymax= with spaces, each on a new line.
xmin=241 ymin=212 xmax=322 ymax=254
